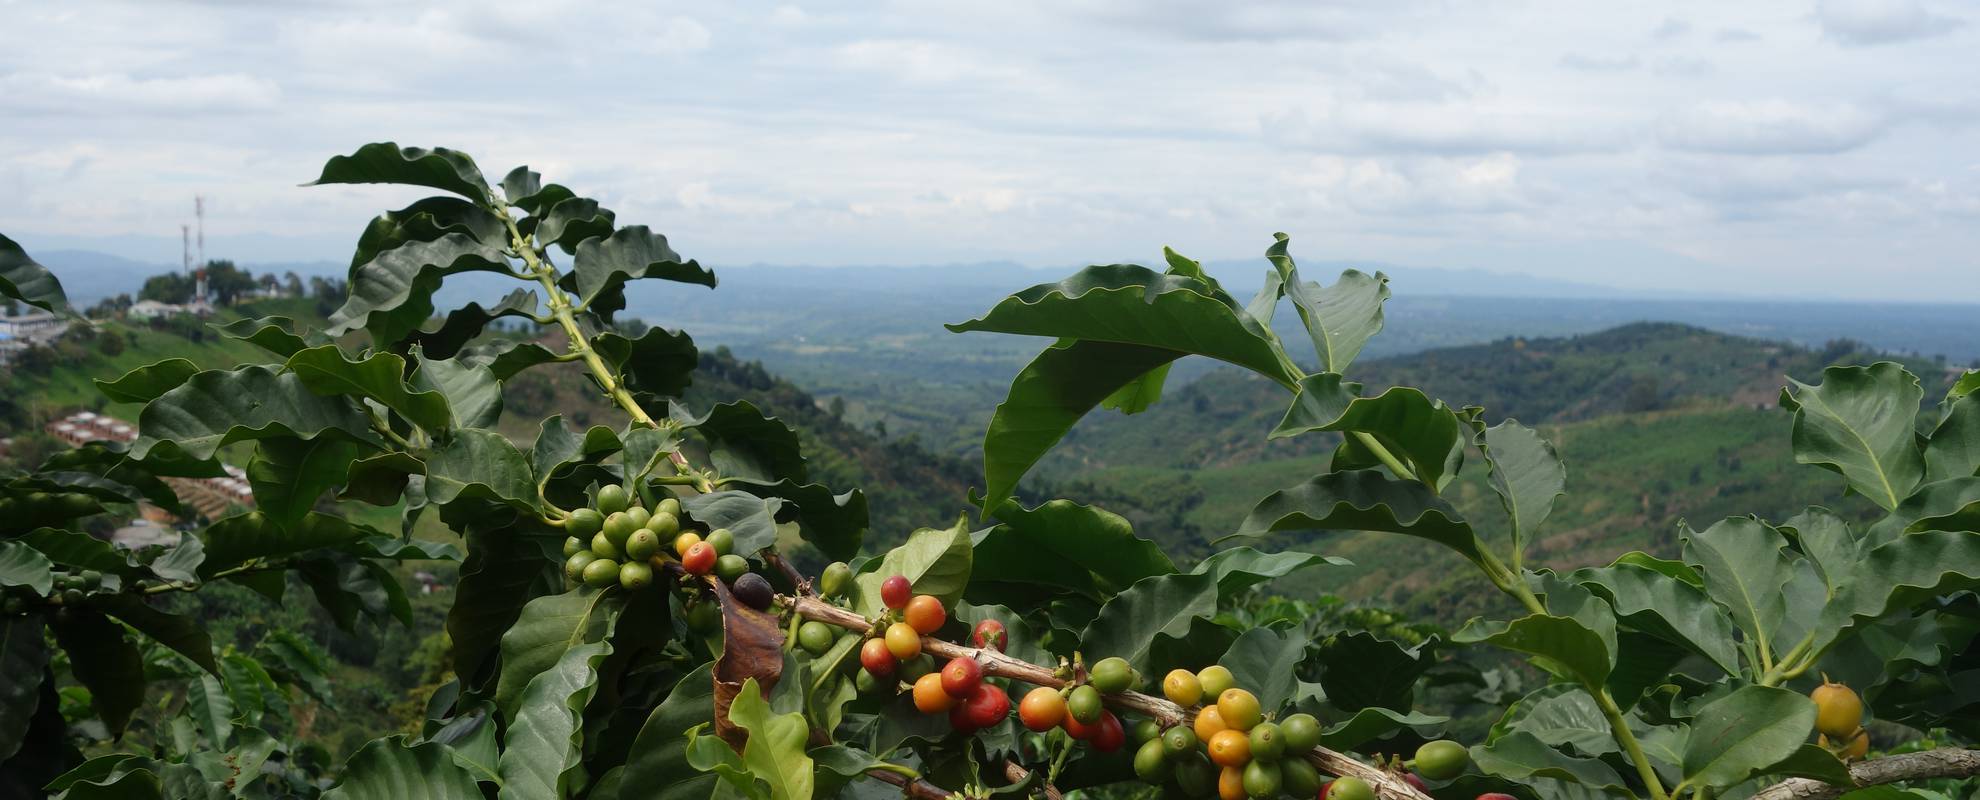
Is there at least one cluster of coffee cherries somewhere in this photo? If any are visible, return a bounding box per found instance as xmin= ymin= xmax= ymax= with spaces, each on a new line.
xmin=1811 ymin=678 xmax=1868 ymax=760
xmin=560 ymin=484 xmax=772 ymax=609
xmin=1 ymin=568 xmax=114 ymax=617
xmin=1122 ymin=665 xmax=1326 ymax=800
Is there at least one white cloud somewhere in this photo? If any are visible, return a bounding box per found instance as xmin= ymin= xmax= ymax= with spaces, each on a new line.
xmin=1657 ymin=100 xmax=1888 ymax=154
xmin=1814 ymin=0 xmax=1961 ymax=45
xmin=769 ymin=5 xmax=806 ymax=26
xmin=2 ymin=0 xmax=1979 ymax=300
xmin=0 ymin=72 xmax=281 ymax=115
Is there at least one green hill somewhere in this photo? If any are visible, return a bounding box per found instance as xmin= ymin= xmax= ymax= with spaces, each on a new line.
xmin=1021 ymin=322 xmax=1957 ymax=621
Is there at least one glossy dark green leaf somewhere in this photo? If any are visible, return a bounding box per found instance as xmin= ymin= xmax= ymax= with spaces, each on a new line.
xmin=1757 ymin=743 xmax=1852 ymax=785
xmin=948 ymin=263 xmax=1296 ymax=384
xmin=94 ymin=359 xmax=200 ymax=404
xmin=725 ymin=678 xmax=815 ymax=800
xmin=495 ymin=588 xmax=623 ymax=720
xmin=1678 ymin=685 xmax=1815 ymax=790
xmin=0 ymin=615 xmax=47 ymax=760
xmin=0 ymin=233 xmax=72 ymax=315
xmin=683 ymin=491 xmax=784 ymax=555
xmin=1233 ymin=470 xmax=1483 ymax=566
xmin=974 ymin=498 xmax=1173 ymax=592
xmin=567 ymin=225 xmax=715 ymax=313
xmin=1317 ymin=707 xmax=1448 ymax=752
xmin=594 ymin=326 xmax=697 ymax=399
xmin=423 ymin=429 xmax=537 ymax=510
xmin=1479 ymin=419 xmax=1567 ymax=558
xmin=247 ymin=436 xmax=368 ymax=530
xmin=1272 ymin=376 xmax=1468 ymax=490
xmin=1456 ymin=612 xmax=1614 ymax=689
xmin=0 ymin=541 xmax=53 ymax=596
xmin=1778 ymin=507 xmax=1859 ymax=597
xmin=198 ymin=511 xmax=379 ymax=576
xmin=1812 ymin=529 xmax=1980 ymax=655
xmin=19 ymin=528 xmax=133 ymax=574
xmin=675 ymin=400 xmax=806 ymax=483
xmin=1470 ymin=731 xmax=1631 ymax=793
xmin=1780 ymin=362 xmax=1925 ymax=511
xmin=132 ymin=366 xmax=378 ymax=461
xmin=1926 ymin=393 xmax=1980 ymax=482
xmin=1317 ymin=630 xmax=1437 ymax=712
xmin=350 ymin=197 xmax=507 ymax=273
xmin=529 ymin=415 xmax=622 ymax=486
xmin=309 ymin=142 xmax=493 ymax=203
xmin=253 ymin=629 xmax=333 ymax=704
xmin=1220 ymin=627 xmax=1309 ymax=712
xmin=1080 ymin=548 xmax=1338 ymax=674
xmin=499 ymin=636 xmax=615 ymax=800
xmin=501 ymin=166 xmax=542 ymax=206
xmin=448 ymin=523 xmax=561 ymax=685
xmin=94 ymin=594 xmax=217 ymax=674
xmin=620 ymin=664 xmax=718 ymax=800
xmin=1570 ymin=560 xmax=1741 ymax=676
xmin=536 ymin=197 xmax=616 ymax=253
xmin=721 ymin=478 xmax=866 ymax=562
xmin=408 ymin=288 xmax=538 ymax=359
xmin=1489 ymin=684 xmax=1616 ymax=756
xmin=1264 ymin=233 xmax=1388 ymax=374
xmin=329 ymin=234 xmax=512 ymax=346
xmin=214 ymin=315 xmax=317 ymax=358
xmin=285 ymin=347 xmax=449 ymax=434
xmin=459 ymin=339 xmax=562 ymax=381
xmin=410 ymin=350 xmax=502 ymax=429
xmin=1681 ymin=517 xmax=1793 ymax=667
xmin=1870 ymin=477 xmax=1980 ymax=543
xmin=849 ymin=518 xmax=972 ymax=617
xmin=185 ymin=673 xmax=233 ymax=748
xmin=1097 ymin=361 xmax=1172 ymax=415
xmin=322 ymin=736 xmax=483 ymax=800
xmin=971 ymin=338 xmax=1182 ymax=515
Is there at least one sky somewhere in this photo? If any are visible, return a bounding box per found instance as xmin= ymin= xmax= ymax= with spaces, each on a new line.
xmin=2 ymin=0 xmax=1977 ymax=302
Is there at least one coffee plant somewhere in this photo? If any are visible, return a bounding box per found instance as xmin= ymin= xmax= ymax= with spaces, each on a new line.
xmin=2 ymin=143 xmax=1978 ymax=800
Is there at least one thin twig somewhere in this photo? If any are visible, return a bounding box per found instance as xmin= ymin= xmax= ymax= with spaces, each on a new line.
xmin=1750 ymin=748 xmax=1980 ymax=800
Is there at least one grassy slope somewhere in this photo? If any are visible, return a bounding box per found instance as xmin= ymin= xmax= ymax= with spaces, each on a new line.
xmin=1031 ymin=322 xmax=1927 ymax=622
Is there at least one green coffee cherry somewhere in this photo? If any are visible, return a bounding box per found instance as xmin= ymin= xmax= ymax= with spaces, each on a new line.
xmin=624 ymin=506 xmax=651 ymax=530
xmin=603 ymin=512 xmax=637 ymax=547
xmin=596 ymin=484 xmax=630 ymax=515
xmin=797 ymin=621 xmax=836 ymax=655
xmin=565 ymin=552 xmax=599 ymax=583
xmin=582 ymin=558 xmax=621 ymax=589
xmin=567 ymin=508 xmax=604 ymax=537
xmin=619 ymin=561 xmax=654 ymax=590
xmin=704 ymin=528 xmax=734 ymax=556
xmin=1133 ymin=738 xmax=1169 ymax=783
xmin=625 ymin=529 xmax=661 ymax=562
xmin=563 ymin=536 xmax=585 ymax=557
xmin=590 ymin=533 xmax=622 ymax=560
xmin=656 ymin=497 xmax=682 ymax=518
xmin=646 ymin=511 xmax=681 ymax=539
xmin=715 ymin=554 xmax=749 ymax=583
xmin=819 ymin=562 xmax=852 ymax=597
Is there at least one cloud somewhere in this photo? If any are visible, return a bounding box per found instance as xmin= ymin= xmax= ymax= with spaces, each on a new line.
xmin=1716 ymin=27 xmax=1762 ymax=42
xmin=1651 ymin=17 xmax=1692 ymax=40
xmin=0 ymin=72 xmax=281 ymax=115
xmin=1814 ymin=0 xmax=1961 ymax=45
xmin=1559 ymin=53 xmax=1640 ymax=72
xmin=1657 ymin=100 xmax=1888 ymax=154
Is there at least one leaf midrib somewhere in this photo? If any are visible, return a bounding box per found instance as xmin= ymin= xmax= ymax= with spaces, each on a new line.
xmin=1799 ymin=386 xmax=1901 ymax=508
